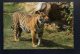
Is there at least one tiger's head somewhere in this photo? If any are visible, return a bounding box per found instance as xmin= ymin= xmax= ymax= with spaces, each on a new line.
xmin=36 ymin=12 xmax=49 ymax=24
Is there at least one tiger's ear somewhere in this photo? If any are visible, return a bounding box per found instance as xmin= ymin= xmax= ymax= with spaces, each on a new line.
xmin=35 ymin=11 xmax=45 ymax=16
xmin=35 ymin=11 xmax=41 ymax=14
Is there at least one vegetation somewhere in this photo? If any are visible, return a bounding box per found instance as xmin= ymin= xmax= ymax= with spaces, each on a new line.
xmin=3 ymin=2 xmax=74 ymax=49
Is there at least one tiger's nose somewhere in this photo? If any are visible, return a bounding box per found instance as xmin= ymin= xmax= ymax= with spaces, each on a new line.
xmin=45 ymin=17 xmax=50 ymax=23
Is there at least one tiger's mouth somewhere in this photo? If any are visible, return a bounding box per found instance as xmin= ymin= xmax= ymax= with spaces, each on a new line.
xmin=44 ymin=19 xmax=50 ymax=23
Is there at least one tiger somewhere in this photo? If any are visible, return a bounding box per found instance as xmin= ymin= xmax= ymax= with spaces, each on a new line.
xmin=11 ymin=11 xmax=49 ymax=47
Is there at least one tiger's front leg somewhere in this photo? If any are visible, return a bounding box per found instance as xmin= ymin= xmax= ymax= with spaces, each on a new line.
xmin=31 ymin=30 xmax=38 ymax=47
xmin=36 ymin=26 xmax=44 ymax=46
xmin=37 ymin=31 xmax=43 ymax=46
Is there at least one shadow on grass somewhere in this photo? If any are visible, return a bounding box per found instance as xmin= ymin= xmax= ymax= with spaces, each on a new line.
xmin=20 ymin=37 xmax=32 ymax=42
xmin=42 ymin=39 xmax=73 ymax=49
xmin=20 ymin=37 xmax=73 ymax=49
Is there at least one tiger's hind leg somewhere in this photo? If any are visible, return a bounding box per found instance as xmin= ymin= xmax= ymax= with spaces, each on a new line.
xmin=17 ymin=27 xmax=22 ymax=41
xmin=13 ymin=28 xmax=20 ymax=41
xmin=13 ymin=24 xmax=22 ymax=42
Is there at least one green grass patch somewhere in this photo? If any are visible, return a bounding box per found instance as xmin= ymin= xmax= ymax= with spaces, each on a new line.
xmin=3 ymin=14 xmax=74 ymax=49
xmin=4 ymin=3 xmax=18 ymax=13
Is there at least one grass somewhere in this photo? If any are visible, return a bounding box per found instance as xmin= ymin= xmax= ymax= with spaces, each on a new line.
xmin=4 ymin=3 xmax=18 ymax=13
xmin=3 ymin=14 xmax=74 ymax=49
xmin=3 ymin=3 xmax=74 ymax=49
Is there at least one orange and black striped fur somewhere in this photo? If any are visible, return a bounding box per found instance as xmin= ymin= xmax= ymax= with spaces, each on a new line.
xmin=11 ymin=12 xmax=49 ymax=47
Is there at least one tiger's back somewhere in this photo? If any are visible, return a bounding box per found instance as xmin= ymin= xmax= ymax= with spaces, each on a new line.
xmin=12 ymin=12 xmax=40 ymax=32
xmin=12 ymin=11 xmax=49 ymax=47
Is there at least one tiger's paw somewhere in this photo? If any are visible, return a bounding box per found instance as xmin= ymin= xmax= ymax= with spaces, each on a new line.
xmin=13 ymin=38 xmax=20 ymax=42
xmin=32 ymin=44 xmax=38 ymax=48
